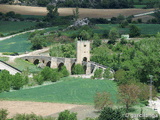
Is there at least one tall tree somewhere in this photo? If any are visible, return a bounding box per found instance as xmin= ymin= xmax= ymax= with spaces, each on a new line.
xmin=119 ymin=84 xmax=140 ymax=113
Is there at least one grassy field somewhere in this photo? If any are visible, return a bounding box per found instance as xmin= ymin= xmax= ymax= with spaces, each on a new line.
xmin=0 ymin=26 xmax=60 ymax=53
xmin=95 ymin=24 xmax=160 ymax=35
xmin=0 ymin=33 xmax=31 ymax=53
xmin=0 ymin=5 xmax=154 ymax=19
xmin=0 ymin=21 xmax=37 ymax=35
xmin=0 ymin=77 xmax=118 ymax=104
xmin=9 ymin=58 xmax=42 ymax=73
xmin=0 ymin=57 xmax=9 ymax=61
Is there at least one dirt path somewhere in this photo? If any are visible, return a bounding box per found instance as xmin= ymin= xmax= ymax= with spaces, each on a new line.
xmin=0 ymin=100 xmax=98 ymax=119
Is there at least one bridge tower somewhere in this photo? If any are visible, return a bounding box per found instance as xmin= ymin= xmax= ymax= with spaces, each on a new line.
xmin=76 ymin=40 xmax=91 ymax=74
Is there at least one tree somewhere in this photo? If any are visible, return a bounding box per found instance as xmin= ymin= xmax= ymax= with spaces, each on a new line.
xmin=98 ymin=107 xmax=126 ymax=120
xmin=94 ymin=92 xmax=112 ymax=110
xmin=58 ymin=110 xmax=77 ymax=120
xmin=79 ymin=30 xmax=91 ymax=40
xmin=0 ymin=109 xmax=8 ymax=120
xmin=33 ymin=74 xmax=44 ymax=85
xmin=73 ymin=7 xmax=79 ymax=21
xmin=30 ymin=35 xmax=47 ymax=50
xmin=92 ymin=33 xmax=101 ymax=48
xmin=12 ymin=73 xmax=24 ymax=90
xmin=129 ymin=25 xmax=141 ymax=37
xmin=61 ymin=44 xmax=76 ymax=58
xmin=114 ymin=69 xmax=126 ymax=84
xmin=46 ymin=5 xmax=59 ymax=22
xmin=103 ymin=68 xmax=113 ymax=79
xmin=93 ymin=68 xmax=103 ymax=79
xmin=0 ymin=70 xmax=12 ymax=92
xmin=72 ymin=64 xmax=85 ymax=74
xmin=59 ymin=66 xmax=69 ymax=77
xmin=108 ymin=28 xmax=119 ymax=44
xmin=41 ymin=67 xmax=53 ymax=81
xmin=119 ymin=84 xmax=140 ymax=113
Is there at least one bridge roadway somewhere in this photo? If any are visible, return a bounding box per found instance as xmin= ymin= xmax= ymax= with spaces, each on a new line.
xmin=0 ymin=60 xmax=21 ymax=75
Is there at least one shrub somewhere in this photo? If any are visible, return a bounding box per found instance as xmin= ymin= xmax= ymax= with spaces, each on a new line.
xmin=129 ymin=25 xmax=141 ymax=37
xmin=58 ymin=110 xmax=77 ymax=120
xmin=108 ymin=28 xmax=119 ymax=44
xmin=72 ymin=64 xmax=85 ymax=75
xmin=12 ymin=73 xmax=24 ymax=90
xmin=59 ymin=66 xmax=69 ymax=77
xmin=93 ymin=69 xmax=103 ymax=79
xmin=98 ymin=107 xmax=126 ymax=120
xmin=0 ymin=109 xmax=8 ymax=120
xmin=33 ymin=74 xmax=44 ymax=85
xmin=103 ymin=68 xmax=113 ymax=79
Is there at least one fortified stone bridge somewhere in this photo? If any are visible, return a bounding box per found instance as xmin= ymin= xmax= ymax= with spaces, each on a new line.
xmin=21 ymin=56 xmax=108 ymax=75
xmin=21 ymin=41 xmax=108 ymax=75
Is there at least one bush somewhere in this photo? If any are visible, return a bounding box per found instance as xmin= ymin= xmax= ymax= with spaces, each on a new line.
xmin=103 ymin=68 xmax=113 ymax=79
xmin=72 ymin=64 xmax=85 ymax=75
xmin=59 ymin=66 xmax=69 ymax=77
xmin=12 ymin=73 xmax=24 ymax=90
xmin=98 ymin=107 xmax=126 ymax=120
xmin=108 ymin=28 xmax=119 ymax=44
xmin=0 ymin=32 xmax=4 ymax=37
xmin=0 ymin=109 xmax=8 ymax=120
xmin=129 ymin=25 xmax=141 ymax=37
xmin=33 ymin=74 xmax=44 ymax=85
xmin=93 ymin=69 xmax=103 ymax=79
xmin=58 ymin=110 xmax=77 ymax=120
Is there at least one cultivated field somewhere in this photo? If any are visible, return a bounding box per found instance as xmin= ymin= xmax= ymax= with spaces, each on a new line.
xmin=0 ymin=4 xmax=154 ymax=18
xmin=0 ymin=77 xmax=118 ymax=104
xmin=0 ymin=21 xmax=37 ymax=35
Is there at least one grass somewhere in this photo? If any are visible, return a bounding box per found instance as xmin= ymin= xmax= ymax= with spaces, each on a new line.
xmin=0 ymin=21 xmax=37 ymax=35
xmin=0 ymin=57 xmax=9 ymax=62
xmin=0 ymin=33 xmax=31 ymax=53
xmin=95 ymin=24 xmax=160 ymax=35
xmin=0 ymin=26 xmax=60 ymax=53
xmin=0 ymin=77 xmax=117 ymax=104
xmin=9 ymin=58 xmax=42 ymax=73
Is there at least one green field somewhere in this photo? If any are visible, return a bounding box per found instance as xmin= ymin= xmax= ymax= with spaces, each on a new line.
xmin=0 ymin=77 xmax=118 ymax=104
xmin=0 ymin=33 xmax=31 ymax=53
xmin=95 ymin=24 xmax=160 ymax=35
xmin=0 ymin=21 xmax=37 ymax=35
xmin=9 ymin=58 xmax=42 ymax=73
xmin=0 ymin=26 xmax=60 ymax=53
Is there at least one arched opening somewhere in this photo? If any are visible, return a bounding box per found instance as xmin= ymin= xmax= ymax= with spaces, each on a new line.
xmin=34 ymin=59 xmax=39 ymax=65
xmin=46 ymin=61 xmax=51 ymax=67
xmin=71 ymin=63 xmax=75 ymax=75
xmin=83 ymin=57 xmax=87 ymax=62
xmin=25 ymin=59 xmax=29 ymax=62
xmin=58 ymin=63 xmax=64 ymax=71
xmin=42 ymin=60 xmax=45 ymax=63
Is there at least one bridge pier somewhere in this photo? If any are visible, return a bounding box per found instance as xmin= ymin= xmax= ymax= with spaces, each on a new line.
xmin=86 ymin=62 xmax=91 ymax=74
xmin=64 ymin=58 xmax=72 ymax=74
xmin=50 ymin=58 xmax=58 ymax=69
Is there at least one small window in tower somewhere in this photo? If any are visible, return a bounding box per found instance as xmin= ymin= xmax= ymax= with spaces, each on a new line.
xmin=84 ymin=45 xmax=86 ymax=47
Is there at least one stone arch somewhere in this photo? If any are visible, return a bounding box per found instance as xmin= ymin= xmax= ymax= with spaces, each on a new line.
xmin=25 ymin=59 xmax=29 ymax=62
xmin=71 ymin=63 xmax=75 ymax=74
xmin=83 ymin=57 xmax=87 ymax=62
xmin=58 ymin=63 xmax=64 ymax=71
xmin=46 ymin=61 xmax=51 ymax=67
xmin=34 ymin=59 xmax=39 ymax=65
